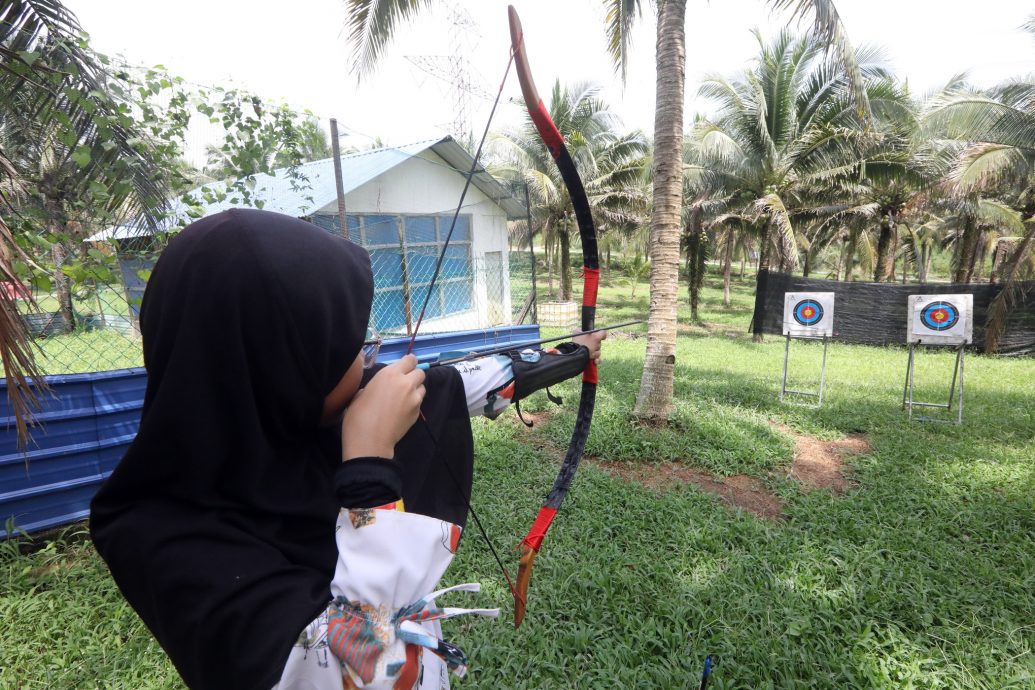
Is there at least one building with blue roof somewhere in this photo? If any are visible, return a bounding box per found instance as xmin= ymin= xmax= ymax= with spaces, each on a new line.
xmin=90 ymin=137 xmax=528 ymax=335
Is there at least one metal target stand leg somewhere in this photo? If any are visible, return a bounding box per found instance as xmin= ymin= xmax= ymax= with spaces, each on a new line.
xmin=780 ymin=334 xmax=829 ymax=407
xmin=902 ymin=343 xmax=965 ymax=425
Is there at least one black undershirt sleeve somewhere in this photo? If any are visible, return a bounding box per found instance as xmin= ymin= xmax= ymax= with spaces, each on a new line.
xmin=334 ymin=457 xmax=402 ymax=508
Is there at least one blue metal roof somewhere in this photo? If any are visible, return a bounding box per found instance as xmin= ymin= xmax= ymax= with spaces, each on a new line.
xmin=90 ymin=137 xmax=525 ymax=241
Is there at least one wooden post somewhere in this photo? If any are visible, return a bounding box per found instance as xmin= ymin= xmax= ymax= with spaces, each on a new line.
xmin=329 ymin=118 xmax=348 ymax=237
xmin=523 ymin=182 xmax=538 ymax=323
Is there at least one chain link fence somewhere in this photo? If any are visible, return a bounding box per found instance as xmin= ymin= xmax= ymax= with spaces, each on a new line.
xmin=3 ymin=216 xmax=538 ymax=377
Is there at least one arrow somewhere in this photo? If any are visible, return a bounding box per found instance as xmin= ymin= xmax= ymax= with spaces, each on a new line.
xmin=416 ymin=320 xmax=644 ymax=370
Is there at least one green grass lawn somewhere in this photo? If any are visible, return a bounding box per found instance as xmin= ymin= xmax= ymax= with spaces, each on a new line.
xmin=19 ymin=286 xmax=133 ymax=318
xmin=0 ymin=329 xmax=143 ymax=377
xmin=2 ymin=270 xmax=1033 ymax=689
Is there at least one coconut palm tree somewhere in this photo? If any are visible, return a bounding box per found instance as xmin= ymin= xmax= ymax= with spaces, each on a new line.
xmin=856 ymin=94 xmax=937 ymax=282
xmin=712 ymin=216 xmax=754 ymax=304
xmin=692 ymin=31 xmax=897 ymax=288
xmin=899 ymin=216 xmax=944 ymax=283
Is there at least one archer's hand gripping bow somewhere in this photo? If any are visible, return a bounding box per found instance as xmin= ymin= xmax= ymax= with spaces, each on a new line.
xmin=508 ymin=6 xmax=601 ymax=628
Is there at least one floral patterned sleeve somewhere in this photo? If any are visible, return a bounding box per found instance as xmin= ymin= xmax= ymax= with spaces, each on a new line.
xmin=271 ymin=502 xmax=498 ymax=690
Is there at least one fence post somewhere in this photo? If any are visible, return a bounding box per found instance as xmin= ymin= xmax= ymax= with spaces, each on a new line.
xmin=329 ymin=118 xmax=348 ymax=237
xmin=523 ymin=182 xmax=538 ymax=324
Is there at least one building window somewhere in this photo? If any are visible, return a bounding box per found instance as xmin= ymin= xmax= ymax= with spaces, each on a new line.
xmin=313 ymin=213 xmax=474 ymax=333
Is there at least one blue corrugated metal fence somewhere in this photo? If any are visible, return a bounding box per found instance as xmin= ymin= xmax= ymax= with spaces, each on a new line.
xmin=0 ymin=325 xmax=538 ymax=538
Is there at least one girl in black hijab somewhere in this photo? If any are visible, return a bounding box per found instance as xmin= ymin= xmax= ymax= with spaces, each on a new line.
xmin=90 ymin=209 xmax=495 ymax=689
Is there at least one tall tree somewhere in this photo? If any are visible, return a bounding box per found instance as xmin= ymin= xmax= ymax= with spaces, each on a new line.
xmin=691 ymin=31 xmax=894 ymax=307
xmin=1 ymin=2 xmax=324 ymax=442
xmin=632 ymin=0 xmax=686 ymax=418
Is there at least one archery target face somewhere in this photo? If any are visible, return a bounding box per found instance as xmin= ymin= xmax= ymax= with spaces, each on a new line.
xmin=783 ymin=292 xmax=835 ymax=337
xmin=908 ymin=294 xmax=973 ymax=344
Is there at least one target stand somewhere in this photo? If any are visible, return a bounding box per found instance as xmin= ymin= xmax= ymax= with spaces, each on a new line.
xmin=780 ymin=292 xmax=835 ymax=407
xmin=901 ymin=294 xmax=972 ymax=425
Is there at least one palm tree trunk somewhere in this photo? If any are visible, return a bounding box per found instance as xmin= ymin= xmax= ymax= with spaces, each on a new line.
xmin=546 ymin=232 xmax=554 ymax=298
xmin=873 ymin=212 xmax=898 ymax=282
xmin=634 ymin=0 xmax=686 ymax=421
xmin=685 ymin=214 xmax=706 ymax=324
xmin=51 ymin=242 xmax=75 ymax=333
xmin=722 ymin=233 xmax=733 ymax=307
xmin=954 ymin=221 xmax=980 ymax=283
xmin=841 ymin=236 xmax=852 ymax=281
xmin=757 ymin=221 xmax=772 ymax=275
xmin=45 ymin=198 xmax=75 ymax=333
xmin=974 ymin=237 xmax=990 ymax=282
xmin=559 ymin=223 xmax=572 ymax=301
xmin=752 ymin=221 xmax=772 ymax=342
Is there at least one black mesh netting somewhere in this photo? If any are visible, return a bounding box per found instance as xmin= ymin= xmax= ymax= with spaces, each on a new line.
xmin=751 ymin=270 xmax=1035 ymax=355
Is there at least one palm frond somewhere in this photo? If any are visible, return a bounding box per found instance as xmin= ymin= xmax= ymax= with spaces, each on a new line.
xmin=343 ymin=0 xmax=435 ymax=78
xmin=0 ymin=0 xmax=173 ymax=444
xmin=755 ymin=192 xmax=799 ymax=269
xmin=0 ymin=210 xmax=44 ymax=445
xmin=924 ymin=95 xmax=1035 ymax=150
xmin=950 ymin=145 xmax=1033 ymax=193
xmin=768 ymin=0 xmax=872 ymax=121
xmin=602 ymin=0 xmax=642 ymax=81
xmin=976 ymin=198 xmax=1024 ymax=234
xmin=1023 ymin=13 xmax=1035 ymax=40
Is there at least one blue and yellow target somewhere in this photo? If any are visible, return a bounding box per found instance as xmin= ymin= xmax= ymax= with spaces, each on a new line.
xmin=920 ymin=301 xmax=960 ymax=332
xmin=792 ymin=299 xmax=824 ymax=327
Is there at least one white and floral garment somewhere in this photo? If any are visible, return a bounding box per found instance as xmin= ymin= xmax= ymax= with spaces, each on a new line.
xmin=273 ymin=355 xmax=515 ymax=690
xmin=272 ymin=504 xmax=498 ymax=690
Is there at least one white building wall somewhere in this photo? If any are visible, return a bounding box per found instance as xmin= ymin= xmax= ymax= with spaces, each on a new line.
xmin=317 ymin=150 xmax=512 ymax=333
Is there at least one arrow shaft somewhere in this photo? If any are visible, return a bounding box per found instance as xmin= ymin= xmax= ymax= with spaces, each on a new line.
xmin=421 ymin=319 xmax=643 ymax=369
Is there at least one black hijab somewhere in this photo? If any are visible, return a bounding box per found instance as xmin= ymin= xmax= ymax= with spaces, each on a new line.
xmin=92 ymin=208 xmax=373 ymax=688
xmin=91 ymin=208 xmax=475 ymax=690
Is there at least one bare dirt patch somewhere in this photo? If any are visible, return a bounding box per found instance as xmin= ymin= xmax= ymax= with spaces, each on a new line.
xmin=506 ymin=406 xmax=868 ymax=521
xmin=593 ymin=460 xmax=785 ymax=520
xmin=771 ymin=423 xmax=870 ymax=493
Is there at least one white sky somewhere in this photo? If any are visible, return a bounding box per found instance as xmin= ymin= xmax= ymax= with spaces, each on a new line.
xmin=68 ymin=0 xmax=1033 ymax=160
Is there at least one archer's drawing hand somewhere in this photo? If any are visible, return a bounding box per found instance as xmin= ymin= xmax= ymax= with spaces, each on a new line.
xmin=341 ymin=355 xmax=426 ymax=461
xmin=573 ymin=329 xmax=607 ymax=362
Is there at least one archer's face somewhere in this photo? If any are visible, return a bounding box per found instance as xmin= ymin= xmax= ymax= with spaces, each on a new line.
xmin=320 ymin=352 xmax=365 ymax=426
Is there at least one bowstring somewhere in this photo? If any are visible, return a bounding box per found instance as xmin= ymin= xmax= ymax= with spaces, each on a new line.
xmin=418 ymin=416 xmax=524 ymax=609
xmin=406 ymin=46 xmax=524 ymax=610
xmin=406 ymin=47 xmax=516 ymax=354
